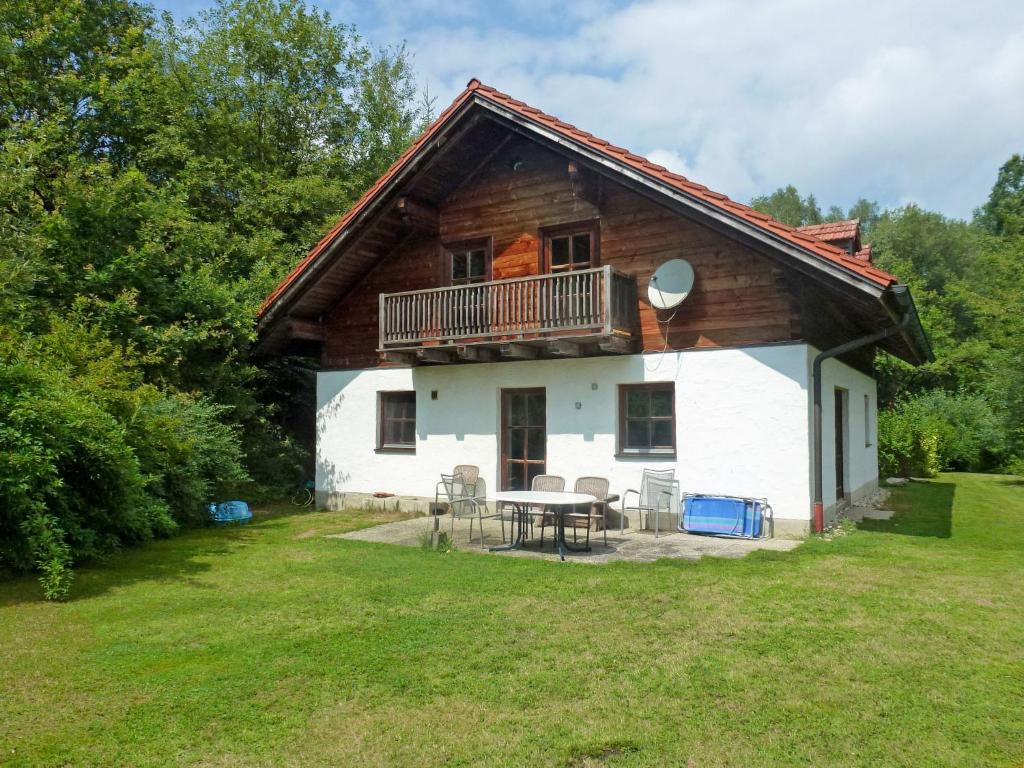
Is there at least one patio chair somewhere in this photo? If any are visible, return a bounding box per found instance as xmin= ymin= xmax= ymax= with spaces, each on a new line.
xmin=434 ymin=464 xmax=480 ymax=514
xmin=436 ymin=467 xmax=504 ymax=548
xmin=621 ymin=468 xmax=679 ymax=538
xmin=529 ymin=474 xmax=565 ymax=546
xmin=561 ymin=476 xmax=614 ymax=547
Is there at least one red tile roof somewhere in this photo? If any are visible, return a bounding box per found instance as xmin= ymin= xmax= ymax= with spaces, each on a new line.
xmin=259 ymin=80 xmax=898 ymax=319
xmin=796 ymin=219 xmax=861 ymax=243
xmin=854 ymin=243 xmax=873 ymax=263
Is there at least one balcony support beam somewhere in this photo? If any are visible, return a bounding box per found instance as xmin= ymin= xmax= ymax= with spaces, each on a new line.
xmin=500 ymin=343 xmax=538 ymax=360
xmin=381 ymin=350 xmax=418 ymax=366
xmin=417 ymin=348 xmax=455 ymax=364
xmin=599 ymin=337 xmax=633 ymax=354
xmin=456 ymin=345 xmax=496 ymax=362
xmin=551 ymin=340 xmax=584 ymax=357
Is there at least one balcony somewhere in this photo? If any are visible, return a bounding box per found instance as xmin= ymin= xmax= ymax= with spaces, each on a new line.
xmin=378 ymin=265 xmax=639 ymax=364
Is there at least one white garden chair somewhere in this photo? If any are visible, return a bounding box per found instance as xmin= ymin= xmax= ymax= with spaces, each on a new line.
xmin=621 ymin=468 xmax=679 ymax=537
xmin=436 ymin=466 xmax=503 ymax=548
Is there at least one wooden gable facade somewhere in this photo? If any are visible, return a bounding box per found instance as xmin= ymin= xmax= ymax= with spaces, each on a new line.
xmin=257 ymin=81 xmax=931 ymax=372
xmin=323 ymin=135 xmax=804 ymax=370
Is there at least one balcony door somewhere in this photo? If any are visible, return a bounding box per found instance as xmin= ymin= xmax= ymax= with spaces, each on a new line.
xmin=446 ymin=239 xmax=492 ymax=339
xmin=500 ymin=388 xmax=546 ymax=491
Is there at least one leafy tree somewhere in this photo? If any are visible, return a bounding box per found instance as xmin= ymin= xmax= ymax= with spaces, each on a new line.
xmin=0 ymin=0 xmax=426 ymax=597
xmin=750 ymin=185 xmax=823 ymax=227
xmin=975 ymin=153 xmax=1024 ymax=237
xmin=846 ymin=198 xmax=881 ymax=236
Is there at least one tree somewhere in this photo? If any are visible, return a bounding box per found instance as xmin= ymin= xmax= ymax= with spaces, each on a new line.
xmin=0 ymin=0 xmax=426 ymax=597
xmin=975 ymin=153 xmax=1024 ymax=237
xmin=750 ymin=185 xmax=823 ymax=227
xmin=846 ymin=198 xmax=881 ymax=236
xmin=870 ymin=205 xmax=986 ymax=401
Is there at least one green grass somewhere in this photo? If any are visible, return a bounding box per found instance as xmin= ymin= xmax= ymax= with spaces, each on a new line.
xmin=2 ymin=474 xmax=1023 ymax=767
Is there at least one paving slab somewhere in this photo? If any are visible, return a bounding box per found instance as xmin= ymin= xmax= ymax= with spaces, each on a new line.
xmin=330 ymin=515 xmax=802 ymax=564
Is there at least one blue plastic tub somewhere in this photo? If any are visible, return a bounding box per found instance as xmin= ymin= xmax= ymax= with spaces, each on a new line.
xmin=208 ymin=500 xmax=252 ymax=524
xmin=679 ymin=495 xmax=767 ymax=538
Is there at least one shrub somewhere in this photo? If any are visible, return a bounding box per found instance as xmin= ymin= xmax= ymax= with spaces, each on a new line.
xmin=879 ymin=390 xmax=1006 ymax=477
xmin=126 ymin=392 xmax=249 ymax=526
xmin=21 ymin=514 xmax=74 ymax=601
xmin=0 ymin=320 xmax=249 ymax=598
xmin=1005 ymin=456 xmax=1024 ymax=477
xmin=879 ymin=407 xmax=941 ymax=478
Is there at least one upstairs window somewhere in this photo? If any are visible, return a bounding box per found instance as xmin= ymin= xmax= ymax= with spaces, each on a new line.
xmin=618 ymin=383 xmax=675 ymax=456
xmin=448 ymin=239 xmax=491 ymax=286
xmin=542 ymin=221 xmax=598 ymax=273
xmin=378 ymin=391 xmax=416 ymax=452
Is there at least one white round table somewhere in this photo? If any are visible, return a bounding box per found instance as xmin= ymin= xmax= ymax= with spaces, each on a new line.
xmin=490 ymin=490 xmax=596 ymax=559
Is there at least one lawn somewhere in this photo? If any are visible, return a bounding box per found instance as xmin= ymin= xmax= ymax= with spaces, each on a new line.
xmin=1 ymin=474 xmax=1022 ymax=767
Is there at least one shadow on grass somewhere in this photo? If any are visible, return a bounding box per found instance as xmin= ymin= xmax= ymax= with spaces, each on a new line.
xmin=0 ymin=518 xmax=276 ymax=607
xmin=858 ymin=481 xmax=956 ymax=538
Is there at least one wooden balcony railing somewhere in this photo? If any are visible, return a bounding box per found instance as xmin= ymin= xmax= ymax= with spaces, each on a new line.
xmin=378 ymin=265 xmax=638 ymax=352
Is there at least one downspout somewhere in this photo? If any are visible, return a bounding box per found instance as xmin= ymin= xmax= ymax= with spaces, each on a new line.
xmin=811 ymin=310 xmax=911 ymax=533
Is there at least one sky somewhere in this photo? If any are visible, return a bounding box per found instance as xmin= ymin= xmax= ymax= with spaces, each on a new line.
xmin=154 ymin=0 xmax=1024 ymax=219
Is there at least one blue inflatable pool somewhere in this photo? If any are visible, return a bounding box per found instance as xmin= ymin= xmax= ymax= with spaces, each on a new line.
xmin=208 ymin=500 xmax=252 ymax=524
xmin=679 ymin=495 xmax=769 ymax=538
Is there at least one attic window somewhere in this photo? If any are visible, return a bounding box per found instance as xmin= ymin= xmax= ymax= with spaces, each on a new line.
xmin=542 ymin=221 xmax=599 ymax=273
xmin=448 ymin=239 xmax=491 ymax=286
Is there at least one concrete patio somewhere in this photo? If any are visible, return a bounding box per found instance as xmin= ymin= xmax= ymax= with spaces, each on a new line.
xmin=331 ymin=514 xmax=803 ymax=564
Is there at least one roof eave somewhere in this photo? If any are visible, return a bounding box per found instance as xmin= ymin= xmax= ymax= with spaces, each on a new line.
xmin=883 ymin=284 xmax=934 ymax=365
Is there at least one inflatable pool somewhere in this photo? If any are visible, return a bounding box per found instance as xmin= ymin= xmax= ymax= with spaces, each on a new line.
xmin=679 ymin=494 xmax=770 ymax=538
xmin=208 ymin=500 xmax=252 ymax=524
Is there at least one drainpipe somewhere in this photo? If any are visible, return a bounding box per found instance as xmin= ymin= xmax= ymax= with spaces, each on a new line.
xmin=811 ymin=312 xmax=910 ymax=533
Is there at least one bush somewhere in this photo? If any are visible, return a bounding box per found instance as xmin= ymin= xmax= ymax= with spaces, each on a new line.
xmin=879 ymin=390 xmax=1006 ymax=477
xmin=21 ymin=514 xmax=74 ymax=600
xmin=0 ymin=320 xmax=248 ymax=598
xmin=126 ymin=393 xmax=249 ymax=526
xmin=879 ymin=407 xmax=941 ymax=478
xmin=1005 ymin=456 xmax=1024 ymax=477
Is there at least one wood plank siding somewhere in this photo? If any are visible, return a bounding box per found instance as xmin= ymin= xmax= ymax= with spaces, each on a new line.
xmin=322 ymin=137 xmax=802 ymax=369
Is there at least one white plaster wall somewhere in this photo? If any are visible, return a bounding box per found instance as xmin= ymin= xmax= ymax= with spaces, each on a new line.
xmin=317 ymin=344 xmax=814 ymax=525
xmin=811 ymin=350 xmax=879 ymax=520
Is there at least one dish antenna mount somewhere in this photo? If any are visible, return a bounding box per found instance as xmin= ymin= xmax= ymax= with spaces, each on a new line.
xmin=648 ymin=258 xmax=695 ymax=311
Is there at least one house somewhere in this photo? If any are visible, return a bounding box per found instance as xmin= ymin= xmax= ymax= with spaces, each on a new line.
xmin=256 ymin=79 xmax=931 ymax=537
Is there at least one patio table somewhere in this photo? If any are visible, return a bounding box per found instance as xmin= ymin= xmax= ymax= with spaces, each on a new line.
xmin=489 ymin=490 xmax=596 ymax=561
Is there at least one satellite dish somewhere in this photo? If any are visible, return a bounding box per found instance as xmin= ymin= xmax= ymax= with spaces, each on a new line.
xmin=648 ymin=258 xmax=695 ymax=311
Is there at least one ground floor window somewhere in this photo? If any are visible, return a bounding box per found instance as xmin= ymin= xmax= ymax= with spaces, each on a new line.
xmin=378 ymin=391 xmax=416 ymax=452
xmin=865 ymin=394 xmax=873 ymax=447
xmin=618 ymin=383 xmax=675 ymax=456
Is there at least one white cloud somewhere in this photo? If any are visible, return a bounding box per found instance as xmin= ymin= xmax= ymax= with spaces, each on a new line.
xmin=644 ymin=148 xmax=689 ymax=176
xmin=333 ymin=0 xmax=1024 ymax=218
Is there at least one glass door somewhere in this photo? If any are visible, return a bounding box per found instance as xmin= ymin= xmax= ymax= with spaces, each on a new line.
xmin=500 ymin=388 xmax=546 ymax=491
